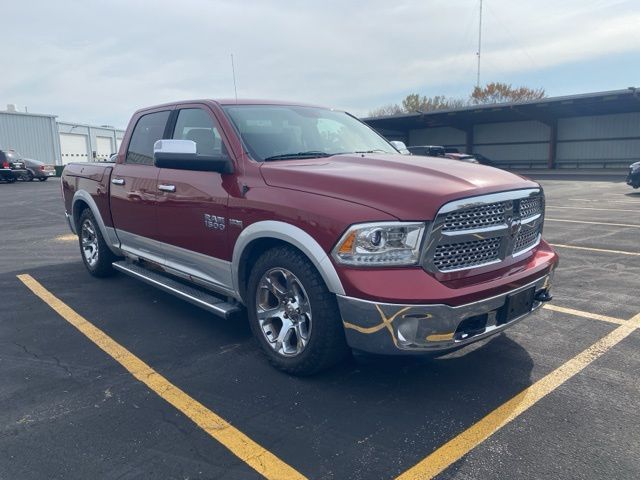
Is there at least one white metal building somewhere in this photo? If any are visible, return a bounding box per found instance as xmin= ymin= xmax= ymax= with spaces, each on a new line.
xmin=364 ymin=88 xmax=640 ymax=169
xmin=0 ymin=107 xmax=61 ymax=164
xmin=57 ymin=122 xmax=125 ymax=164
xmin=0 ymin=105 xmax=124 ymax=166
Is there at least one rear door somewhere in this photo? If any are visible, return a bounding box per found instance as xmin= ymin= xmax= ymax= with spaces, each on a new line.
xmin=110 ymin=109 xmax=171 ymax=264
xmin=156 ymin=106 xmax=233 ymax=292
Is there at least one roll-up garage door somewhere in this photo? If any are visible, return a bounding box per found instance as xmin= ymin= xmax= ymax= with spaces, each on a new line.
xmin=96 ymin=136 xmax=113 ymax=161
xmin=60 ymin=133 xmax=89 ymax=164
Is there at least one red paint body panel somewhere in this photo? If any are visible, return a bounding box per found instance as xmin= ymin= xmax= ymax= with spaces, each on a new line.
xmin=337 ymin=240 xmax=558 ymax=305
xmin=110 ymin=163 xmax=160 ymax=240
xmin=260 ymin=154 xmax=537 ymax=220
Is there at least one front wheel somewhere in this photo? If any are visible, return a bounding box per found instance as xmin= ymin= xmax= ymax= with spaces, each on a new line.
xmin=38 ymin=177 xmax=47 ymax=182
xmin=247 ymin=247 xmax=349 ymax=375
xmin=78 ymin=209 xmax=117 ymax=277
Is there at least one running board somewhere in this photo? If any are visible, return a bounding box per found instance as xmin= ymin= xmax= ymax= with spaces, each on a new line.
xmin=112 ymin=261 xmax=242 ymax=320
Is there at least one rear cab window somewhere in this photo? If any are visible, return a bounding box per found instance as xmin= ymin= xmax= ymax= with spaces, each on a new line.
xmin=125 ymin=111 xmax=171 ymax=165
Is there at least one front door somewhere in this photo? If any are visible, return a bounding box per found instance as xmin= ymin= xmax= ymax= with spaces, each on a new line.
xmin=110 ymin=109 xmax=171 ymax=264
xmin=156 ymin=106 xmax=233 ymax=293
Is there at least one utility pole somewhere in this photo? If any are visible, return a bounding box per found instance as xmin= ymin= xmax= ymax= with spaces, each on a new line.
xmin=476 ymin=0 xmax=483 ymax=88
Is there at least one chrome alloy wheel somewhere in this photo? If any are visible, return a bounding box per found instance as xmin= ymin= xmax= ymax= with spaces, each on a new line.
xmin=80 ymin=219 xmax=99 ymax=267
xmin=256 ymin=267 xmax=312 ymax=357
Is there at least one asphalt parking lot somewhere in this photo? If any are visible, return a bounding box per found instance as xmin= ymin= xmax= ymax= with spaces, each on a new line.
xmin=1 ymin=177 xmax=639 ymax=480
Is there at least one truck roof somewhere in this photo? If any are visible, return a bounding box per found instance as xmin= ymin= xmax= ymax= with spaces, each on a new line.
xmin=135 ymin=99 xmax=332 ymax=114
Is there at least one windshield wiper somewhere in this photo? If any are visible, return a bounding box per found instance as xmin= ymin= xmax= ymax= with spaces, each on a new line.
xmin=263 ymin=151 xmax=333 ymax=161
xmin=353 ymin=149 xmax=388 ymax=154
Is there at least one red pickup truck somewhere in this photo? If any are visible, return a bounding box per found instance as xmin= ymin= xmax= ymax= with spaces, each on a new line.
xmin=61 ymin=99 xmax=558 ymax=374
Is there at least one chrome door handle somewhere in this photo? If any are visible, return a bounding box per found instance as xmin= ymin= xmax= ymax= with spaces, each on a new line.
xmin=158 ymin=184 xmax=176 ymax=193
xmin=111 ymin=178 xmax=125 ymax=185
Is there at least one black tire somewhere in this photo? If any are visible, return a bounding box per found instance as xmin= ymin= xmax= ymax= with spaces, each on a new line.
xmin=26 ymin=171 xmax=34 ymax=182
xmin=247 ymin=246 xmax=349 ymax=375
xmin=38 ymin=177 xmax=47 ymax=182
xmin=77 ymin=208 xmax=117 ymax=277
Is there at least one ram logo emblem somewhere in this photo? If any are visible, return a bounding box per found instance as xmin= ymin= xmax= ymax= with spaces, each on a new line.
xmin=204 ymin=214 xmax=225 ymax=231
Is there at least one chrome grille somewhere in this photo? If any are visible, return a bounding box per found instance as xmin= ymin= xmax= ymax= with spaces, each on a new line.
xmin=442 ymin=201 xmax=508 ymax=232
xmin=424 ymin=189 xmax=545 ymax=273
xmin=433 ymin=237 xmax=502 ymax=271
xmin=514 ymin=228 xmax=540 ymax=254
xmin=519 ymin=196 xmax=543 ymax=219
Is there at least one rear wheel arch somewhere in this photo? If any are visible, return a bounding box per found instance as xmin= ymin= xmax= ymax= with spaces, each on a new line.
xmin=71 ymin=190 xmax=121 ymax=255
xmin=72 ymin=199 xmax=90 ymax=231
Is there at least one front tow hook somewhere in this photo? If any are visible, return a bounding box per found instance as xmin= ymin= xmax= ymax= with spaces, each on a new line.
xmin=535 ymin=291 xmax=553 ymax=302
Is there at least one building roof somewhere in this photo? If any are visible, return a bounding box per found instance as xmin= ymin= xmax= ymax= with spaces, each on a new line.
xmin=0 ymin=109 xmax=57 ymax=119
xmin=363 ymin=87 xmax=640 ymax=132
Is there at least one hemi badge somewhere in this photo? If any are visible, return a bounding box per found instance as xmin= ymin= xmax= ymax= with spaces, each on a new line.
xmin=229 ymin=219 xmax=243 ymax=228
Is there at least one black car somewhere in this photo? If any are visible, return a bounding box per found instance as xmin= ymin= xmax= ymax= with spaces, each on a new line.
xmin=627 ymin=161 xmax=640 ymax=189
xmin=21 ymin=157 xmax=57 ymax=181
xmin=470 ymin=153 xmax=496 ymax=167
xmin=0 ymin=150 xmax=28 ymax=183
xmin=406 ymin=145 xmax=446 ymax=157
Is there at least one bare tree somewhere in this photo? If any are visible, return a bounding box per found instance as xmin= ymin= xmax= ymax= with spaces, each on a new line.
xmin=368 ymin=83 xmax=546 ymax=116
xmin=470 ymin=82 xmax=546 ymax=104
xmin=368 ymin=104 xmax=405 ymax=117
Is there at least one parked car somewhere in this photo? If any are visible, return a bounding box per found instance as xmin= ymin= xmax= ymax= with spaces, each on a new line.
xmin=445 ymin=152 xmax=479 ymax=164
xmin=406 ymin=145 xmax=446 ymax=157
xmin=0 ymin=149 xmax=28 ymax=183
xmin=389 ymin=140 xmax=411 ymax=155
xmin=627 ymin=161 xmax=640 ymax=188
xmin=21 ymin=158 xmax=57 ymax=181
xmin=62 ymin=99 xmax=558 ymax=375
xmin=470 ymin=152 xmax=496 ymax=167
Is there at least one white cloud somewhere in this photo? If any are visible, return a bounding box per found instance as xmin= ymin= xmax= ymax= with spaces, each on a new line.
xmin=1 ymin=0 xmax=638 ymax=125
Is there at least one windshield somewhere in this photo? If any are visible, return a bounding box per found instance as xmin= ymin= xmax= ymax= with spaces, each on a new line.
xmin=222 ymin=105 xmax=396 ymax=161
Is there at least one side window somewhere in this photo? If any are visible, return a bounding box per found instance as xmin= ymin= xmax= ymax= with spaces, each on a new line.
xmin=172 ymin=108 xmax=227 ymax=156
xmin=125 ymin=110 xmax=170 ymax=165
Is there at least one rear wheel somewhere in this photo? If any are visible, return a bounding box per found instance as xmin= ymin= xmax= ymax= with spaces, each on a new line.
xmin=26 ymin=171 xmax=34 ymax=181
xmin=78 ymin=209 xmax=117 ymax=277
xmin=247 ymin=246 xmax=349 ymax=375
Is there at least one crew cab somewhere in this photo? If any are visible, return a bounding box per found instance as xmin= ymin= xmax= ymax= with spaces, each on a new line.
xmin=61 ymin=100 xmax=558 ymax=375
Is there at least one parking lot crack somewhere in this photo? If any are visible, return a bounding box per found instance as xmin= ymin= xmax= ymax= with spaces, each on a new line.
xmin=13 ymin=342 xmax=74 ymax=377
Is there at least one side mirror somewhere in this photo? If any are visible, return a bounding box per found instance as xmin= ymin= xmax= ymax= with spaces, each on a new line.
xmin=153 ymin=139 xmax=233 ymax=174
xmin=390 ymin=140 xmax=411 ymax=155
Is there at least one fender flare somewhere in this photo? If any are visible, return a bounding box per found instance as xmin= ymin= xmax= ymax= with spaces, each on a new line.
xmin=71 ymin=190 xmax=121 ymax=254
xmin=232 ymin=220 xmax=345 ymax=296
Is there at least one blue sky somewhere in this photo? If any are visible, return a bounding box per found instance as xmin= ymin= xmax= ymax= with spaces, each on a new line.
xmin=1 ymin=0 xmax=639 ymax=127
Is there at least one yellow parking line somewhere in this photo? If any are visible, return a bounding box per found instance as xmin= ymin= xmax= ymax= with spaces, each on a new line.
xmin=54 ymin=234 xmax=77 ymax=242
xmin=547 ymin=205 xmax=640 ymax=213
xmin=550 ymin=244 xmax=640 ymax=256
xmin=396 ymin=311 xmax=640 ymax=480
xmin=543 ymin=304 xmax=627 ymax=325
xmin=17 ymin=274 xmax=306 ymax=480
xmin=546 ymin=218 xmax=640 ymax=228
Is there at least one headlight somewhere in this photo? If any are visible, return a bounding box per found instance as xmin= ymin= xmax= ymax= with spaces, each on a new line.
xmin=332 ymin=222 xmax=426 ymax=266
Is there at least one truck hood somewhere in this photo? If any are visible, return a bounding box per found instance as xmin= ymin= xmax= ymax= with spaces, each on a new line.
xmin=260 ymin=154 xmax=539 ymax=220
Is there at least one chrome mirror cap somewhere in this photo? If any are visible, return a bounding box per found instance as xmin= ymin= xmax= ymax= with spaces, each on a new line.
xmin=153 ymin=139 xmax=197 ymax=155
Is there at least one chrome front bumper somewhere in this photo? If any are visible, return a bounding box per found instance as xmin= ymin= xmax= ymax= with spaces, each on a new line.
xmin=337 ymin=273 xmax=553 ymax=355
